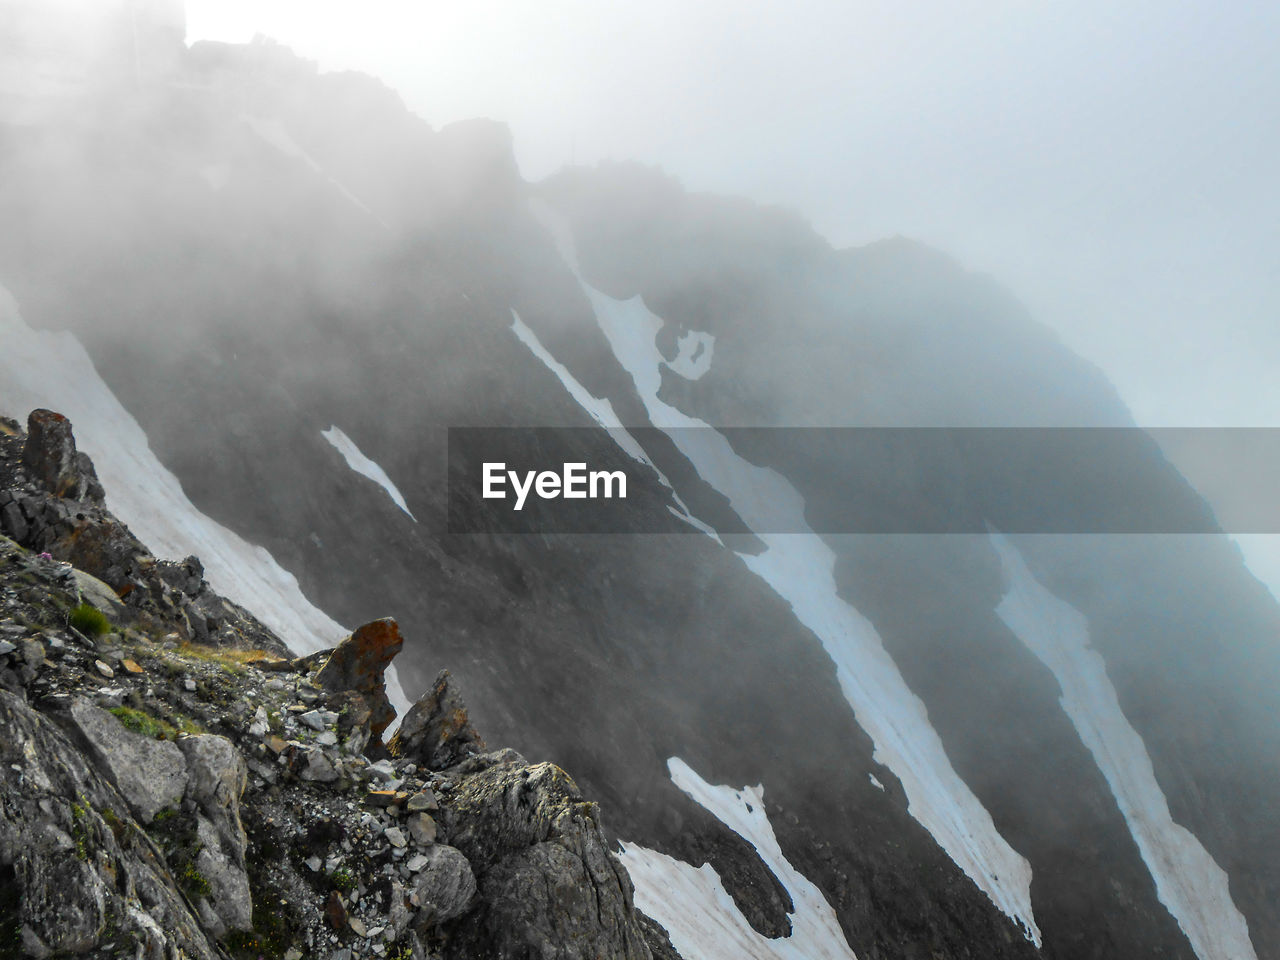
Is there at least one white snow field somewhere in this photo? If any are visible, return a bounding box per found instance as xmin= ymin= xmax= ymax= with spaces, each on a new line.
xmin=322 ymin=425 xmax=417 ymax=521
xmin=991 ymin=533 xmax=1257 ymax=960
xmin=619 ymin=757 xmax=859 ymax=960
xmin=527 ymin=205 xmax=1043 ymax=945
xmin=0 ymin=285 xmax=414 ymax=721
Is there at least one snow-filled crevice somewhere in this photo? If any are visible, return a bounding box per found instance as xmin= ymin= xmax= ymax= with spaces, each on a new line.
xmin=0 ymin=286 xmax=414 ymax=722
xmin=991 ymin=532 xmax=1258 ymax=960
xmin=619 ymin=757 xmax=859 ymax=960
xmin=509 ymin=309 xmax=717 ymax=537
xmin=321 ymin=425 xmax=417 ymax=521
xmin=530 ymin=204 xmax=1042 ymax=944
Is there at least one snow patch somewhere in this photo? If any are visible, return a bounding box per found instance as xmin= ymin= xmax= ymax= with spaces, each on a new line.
xmin=619 ymin=757 xmax=859 ymax=960
xmin=992 ymin=533 xmax=1258 ymax=960
xmin=560 ymin=258 xmax=1041 ymax=943
xmin=321 ymin=426 xmax=416 ymax=521
xmin=668 ymin=330 xmax=716 ymax=380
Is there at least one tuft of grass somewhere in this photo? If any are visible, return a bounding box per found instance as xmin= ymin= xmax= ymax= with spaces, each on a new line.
xmin=174 ymin=643 xmax=269 ymax=676
xmin=70 ymin=603 xmax=111 ymax=637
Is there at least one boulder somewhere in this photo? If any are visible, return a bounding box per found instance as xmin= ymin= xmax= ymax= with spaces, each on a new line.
xmin=179 ymin=735 xmax=252 ymax=933
xmin=315 ymin=617 xmax=404 ymax=741
xmin=64 ymin=698 xmax=187 ymax=824
xmin=408 ymin=844 xmax=476 ymax=927
xmin=387 ymin=669 xmax=485 ymax=770
xmin=438 ymin=758 xmax=652 ymax=960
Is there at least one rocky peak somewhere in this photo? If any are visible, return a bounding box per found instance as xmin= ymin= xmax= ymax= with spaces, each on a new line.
xmin=21 ymin=408 xmax=104 ymax=504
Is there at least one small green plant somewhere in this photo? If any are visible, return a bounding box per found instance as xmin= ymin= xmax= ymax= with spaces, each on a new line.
xmin=69 ymin=602 xmax=111 ymax=637
xmin=329 ymin=867 xmax=356 ymax=893
xmin=70 ymin=797 xmax=91 ymax=861
xmin=180 ymin=861 xmax=211 ymax=899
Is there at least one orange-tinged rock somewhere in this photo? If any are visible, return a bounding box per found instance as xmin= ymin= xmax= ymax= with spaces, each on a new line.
xmin=315 ymin=618 xmax=404 ymax=741
xmin=121 ymin=659 xmax=144 ymax=675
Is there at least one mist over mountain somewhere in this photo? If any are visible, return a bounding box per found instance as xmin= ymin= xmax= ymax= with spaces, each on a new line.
xmin=1 ymin=4 xmax=1277 ymax=960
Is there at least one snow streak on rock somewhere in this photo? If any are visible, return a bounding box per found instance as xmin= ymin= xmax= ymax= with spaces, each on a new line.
xmin=0 ymin=286 xmax=416 ymax=725
xmin=321 ymin=425 xmax=416 ymax=521
xmin=240 ymin=114 xmax=388 ymax=228
xmin=620 ymin=757 xmax=859 ymax=960
xmin=992 ymin=533 xmax=1258 ymax=960
xmin=509 ymin=308 xmax=714 ymax=535
xmin=533 ymin=206 xmax=1042 ymax=944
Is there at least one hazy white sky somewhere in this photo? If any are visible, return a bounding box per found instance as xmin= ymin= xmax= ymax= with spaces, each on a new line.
xmin=184 ymin=1 xmax=1278 ymax=431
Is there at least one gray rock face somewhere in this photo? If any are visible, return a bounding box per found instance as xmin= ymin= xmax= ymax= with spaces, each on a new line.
xmin=21 ymin=408 xmax=104 ymax=503
xmin=180 ymin=735 xmax=252 ymax=934
xmin=65 ymin=698 xmax=188 ymax=823
xmin=193 ymin=813 xmax=252 ymax=934
xmin=409 ymin=844 xmax=476 ymax=927
xmin=0 ymin=691 xmax=218 ymax=959
xmin=439 ymin=758 xmax=653 ymax=960
xmin=387 ymin=669 xmax=485 ymax=771
xmin=70 ymin=567 xmax=126 ymax=615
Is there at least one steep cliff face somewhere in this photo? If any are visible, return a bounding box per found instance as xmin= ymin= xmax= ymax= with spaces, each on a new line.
xmin=0 ymin=20 xmax=1276 ymax=960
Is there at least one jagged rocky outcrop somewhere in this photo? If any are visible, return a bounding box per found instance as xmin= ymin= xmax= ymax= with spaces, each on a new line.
xmin=0 ymin=412 xmax=677 ymax=959
xmin=388 ymin=669 xmax=487 ymax=771
xmin=0 ymin=410 xmax=287 ymax=656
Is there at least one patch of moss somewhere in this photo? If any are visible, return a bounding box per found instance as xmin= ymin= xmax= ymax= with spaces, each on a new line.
xmin=180 ymin=861 xmax=212 ymax=899
xmin=70 ymin=799 xmax=89 ymax=860
xmin=69 ymin=602 xmax=111 ymax=637
xmin=100 ymin=807 xmax=128 ymax=844
xmin=109 ymin=705 xmax=204 ymax=741
xmin=110 ymin=706 xmax=178 ymax=741
xmin=329 ymin=867 xmax=356 ymax=893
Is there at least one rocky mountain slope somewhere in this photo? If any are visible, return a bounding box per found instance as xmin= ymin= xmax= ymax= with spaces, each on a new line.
xmin=0 ymin=409 xmax=675 ymax=959
xmin=1 ymin=6 xmax=1278 ymax=959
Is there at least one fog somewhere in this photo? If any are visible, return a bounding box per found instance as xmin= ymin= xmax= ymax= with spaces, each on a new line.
xmin=186 ymin=0 xmax=1280 ymax=591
